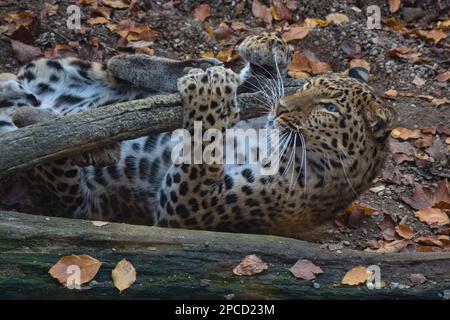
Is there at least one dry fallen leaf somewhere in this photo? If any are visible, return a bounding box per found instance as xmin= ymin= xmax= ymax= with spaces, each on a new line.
xmin=382 ymin=88 xmax=398 ymax=99
xmin=341 ymin=266 xmax=371 ymax=285
xmin=415 ymin=208 xmax=450 ymax=227
xmin=345 ymin=202 xmax=376 ymax=216
xmin=415 ymin=29 xmax=447 ymax=44
xmin=10 ymin=39 xmax=42 ymax=63
xmin=282 ymin=26 xmax=310 ymax=42
xmin=112 ymin=259 xmax=137 ymax=293
xmin=233 ymin=254 xmax=268 ymax=276
xmin=216 ymin=47 xmax=239 ymax=63
xmin=389 ymin=0 xmax=401 ymax=13
xmin=288 ymin=50 xmax=332 ymax=75
xmin=408 ymin=273 xmax=427 ymax=286
xmin=87 ymin=17 xmax=108 ymax=25
xmin=193 ymin=3 xmax=211 ymax=22
xmin=49 ymin=254 xmax=101 ymax=287
xmin=395 ymin=223 xmax=414 ymax=240
xmin=289 ymin=259 xmax=323 ymax=280
xmin=388 ymin=47 xmax=422 ymax=63
xmin=402 ymin=181 xmax=450 ymax=210
xmin=414 ymin=235 xmax=444 ymax=247
xmin=412 ymin=75 xmax=425 ymax=87
xmin=102 ymin=0 xmax=129 ymax=9
xmin=436 ymin=71 xmax=450 ymax=82
xmin=391 ymin=127 xmax=421 ymax=140
xmin=231 ymin=21 xmax=249 ymax=31
xmin=383 ymin=17 xmax=405 ymax=31
xmin=252 ymin=0 xmax=272 ymax=24
xmin=431 ymin=97 xmax=450 ymax=106
xmin=326 ymin=13 xmax=349 ymax=25
xmin=365 ymin=239 xmax=409 ymax=253
xmin=91 ymin=220 xmax=109 ymax=226
xmin=271 ymin=0 xmax=293 ymax=21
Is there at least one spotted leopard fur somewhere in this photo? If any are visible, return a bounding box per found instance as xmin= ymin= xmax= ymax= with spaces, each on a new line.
xmin=0 ymin=32 xmax=394 ymax=239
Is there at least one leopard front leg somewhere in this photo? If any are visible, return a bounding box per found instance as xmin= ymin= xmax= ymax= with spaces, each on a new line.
xmin=156 ymin=66 xmax=240 ymax=229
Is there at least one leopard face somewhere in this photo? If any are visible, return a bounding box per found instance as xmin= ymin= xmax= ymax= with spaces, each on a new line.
xmin=274 ymin=75 xmax=395 ymax=167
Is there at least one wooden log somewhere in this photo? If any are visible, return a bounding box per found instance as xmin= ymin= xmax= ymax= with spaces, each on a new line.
xmin=0 ymin=79 xmax=304 ymax=180
xmin=0 ymin=210 xmax=449 ymax=299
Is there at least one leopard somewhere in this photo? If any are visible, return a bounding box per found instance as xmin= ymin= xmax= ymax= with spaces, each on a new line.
xmin=0 ymin=32 xmax=395 ymax=239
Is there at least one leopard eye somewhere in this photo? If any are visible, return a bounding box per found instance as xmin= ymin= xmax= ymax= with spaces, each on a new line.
xmin=321 ymin=102 xmax=337 ymax=112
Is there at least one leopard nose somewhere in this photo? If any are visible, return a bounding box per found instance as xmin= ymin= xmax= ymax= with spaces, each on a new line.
xmin=275 ymin=99 xmax=289 ymax=117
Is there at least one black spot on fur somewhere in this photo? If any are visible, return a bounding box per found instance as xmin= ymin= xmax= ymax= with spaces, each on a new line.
xmin=47 ymin=60 xmax=63 ymax=70
xmin=241 ymin=169 xmax=255 ymax=183
xmin=225 ymin=193 xmax=238 ymax=204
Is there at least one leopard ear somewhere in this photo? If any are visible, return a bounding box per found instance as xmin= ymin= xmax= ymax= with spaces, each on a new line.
xmin=348 ymin=67 xmax=369 ymax=83
xmin=364 ymin=101 xmax=396 ymax=142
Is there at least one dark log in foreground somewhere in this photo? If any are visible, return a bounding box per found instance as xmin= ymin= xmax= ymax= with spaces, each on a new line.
xmin=0 ymin=79 xmax=304 ymax=180
xmin=1 ymin=211 xmax=449 ymax=299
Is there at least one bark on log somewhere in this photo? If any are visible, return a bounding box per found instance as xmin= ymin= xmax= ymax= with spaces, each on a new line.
xmin=0 ymin=79 xmax=304 ymax=180
xmin=1 ymin=210 xmax=449 ymax=299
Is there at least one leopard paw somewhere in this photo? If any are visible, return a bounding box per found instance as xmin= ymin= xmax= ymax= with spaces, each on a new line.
xmin=238 ymin=32 xmax=293 ymax=75
xmin=178 ymin=66 xmax=240 ymax=131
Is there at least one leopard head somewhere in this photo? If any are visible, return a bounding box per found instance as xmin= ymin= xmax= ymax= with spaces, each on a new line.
xmin=273 ymin=70 xmax=396 ymax=165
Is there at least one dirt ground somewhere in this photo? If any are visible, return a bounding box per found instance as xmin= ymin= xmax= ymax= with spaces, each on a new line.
xmin=0 ymin=0 xmax=449 ymax=252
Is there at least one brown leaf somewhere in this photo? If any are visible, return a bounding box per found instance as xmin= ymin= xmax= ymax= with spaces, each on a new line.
xmin=365 ymin=239 xmax=409 ymax=253
xmin=389 ymin=0 xmax=401 ymax=13
xmin=43 ymin=3 xmax=59 ymax=17
xmin=408 ymin=273 xmax=427 ymax=286
xmin=48 ymin=254 xmax=101 ymax=287
xmin=231 ymin=21 xmax=249 ymax=31
xmin=235 ymin=1 xmax=245 ymax=16
xmin=401 ymin=181 xmax=450 ymax=210
xmin=426 ymin=136 xmax=447 ymax=161
xmin=252 ymin=0 xmax=272 ymax=24
xmin=87 ymin=17 xmax=108 ymax=25
xmin=412 ymin=75 xmax=425 ymax=87
xmin=90 ymin=5 xmax=112 ymax=19
xmin=44 ymin=44 xmax=78 ymax=58
xmin=271 ymin=0 xmax=292 ymax=21
xmin=384 ymin=17 xmax=405 ymax=31
xmin=345 ymin=202 xmax=376 ymax=216
xmin=341 ymin=266 xmax=371 ymax=285
xmin=415 ymin=29 xmax=447 ymax=44
xmin=101 ymin=0 xmax=129 ymax=9
xmin=326 ymin=13 xmax=349 ymax=25
xmin=111 ymin=259 xmax=136 ymax=293
xmin=383 ymin=88 xmax=398 ymax=99
xmin=2 ymin=11 xmax=39 ymax=42
xmin=193 ymin=4 xmax=211 ymax=22
xmin=213 ymin=22 xmax=231 ymax=41
xmin=289 ymin=259 xmax=323 ymax=280
xmin=436 ymin=71 xmax=450 ymax=82
xmin=233 ymin=254 xmax=268 ymax=276
xmin=282 ymin=26 xmax=310 ymax=42
xmin=10 ymin=39 xmax=42 ymax=63
xmin=391 ymin=127 xmax=421 ymax=140
xmin=389 ymin=140 xmax=416 ymax=155
xmin=415 ymin=208 xmax=450 ymax=227
xmin=378 ymin=214 xmax=397 ymax=241
xmin=414 ymin=235 xmax=444 ymax=247
xmin=431 ymin=97 xmax=450 ymax=106
xmin=395 ymin=223 xmax=414 ymax=239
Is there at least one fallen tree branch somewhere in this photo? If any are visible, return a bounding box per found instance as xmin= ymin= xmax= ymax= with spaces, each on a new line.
xmin=0 ymin=79 xmax=304 ymax=179
xmin=0 ymin=210 xmax=449 ymax=299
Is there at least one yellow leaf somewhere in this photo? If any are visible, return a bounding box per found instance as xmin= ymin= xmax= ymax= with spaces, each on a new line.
xmin=341 ymin=266 xmax=371 ymax=285
xmin=112 ymin=259 xmax=137 ymax=293
xmin=200 ymin=51 xmax=215 ymax=58
xmin=391 ymin=127 xmax=421 ymax=140
xmin=382 ymin=88 xmax=398 ymax=99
